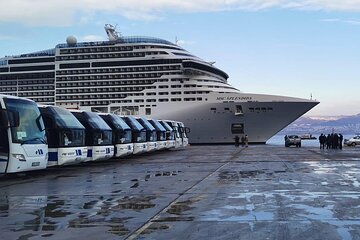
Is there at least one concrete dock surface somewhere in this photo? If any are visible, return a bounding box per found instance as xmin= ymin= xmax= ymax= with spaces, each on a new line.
xmin=1 ymin=145 xmax=360 ymax=240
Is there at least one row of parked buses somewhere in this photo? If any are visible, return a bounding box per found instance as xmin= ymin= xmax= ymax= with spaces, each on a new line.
xmin=0 ymin=95 xmax=189 ymax=174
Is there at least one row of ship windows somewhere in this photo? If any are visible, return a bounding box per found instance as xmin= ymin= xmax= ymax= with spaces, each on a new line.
xmin=60 ymin=46 xmax=133 ymax=54
xmin=21 ymin=86 xmax=54 ymax=91
xmin=18 ymin=92 xmax=54 ymax=97
xmin=56 ymin=65 xmax=181 ymax=76
xmin=56 ymin=72 xmax=174 ymax=81
xmin=56 ymin=78 xmax=184 ymax=86
xmin=56 ymin=96 xmax=205 ymax=103
xmin=0 ymin=73 xmax=54 ymax=81
xmin=0 ymin=87 xmax=54 ymax=93
xmin=56 ymin=87 xmax=146 ymax=94
xmin=59 ymin=45 xmax=181 ymax=55
xmin=56 ymin=80 xmax=156 ymax=87
xmin=57 ymin=51 xmax=167 ymax=61
xmin=57 ymin=94 xmax=131 ymax=100
xmin=0 ymin=79 xmax=54 ymax=86
xmin=56 ymin=86 xmax=153 ymax=93
xmin=22 ymin=96 xmax=54 ymax=102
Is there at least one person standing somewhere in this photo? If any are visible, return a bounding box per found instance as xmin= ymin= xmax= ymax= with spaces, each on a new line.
xmin=319 ymin=134 xmax=325 ymax=149
xmin=241 ymin=135 xmax=245 ymax=147
xmin=244 ymin=134 xmax=249 ymax=147
xmin=326 ymin=134 xmax=331 ymax=149
xmin=234 ymin=136 xmax=240 ymax=147
xmin=339 ymin=134 xmax=343 ymax=150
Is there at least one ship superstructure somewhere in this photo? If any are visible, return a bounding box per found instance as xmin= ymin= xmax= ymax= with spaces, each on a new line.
xmin=0 ymin=24 xmax=318 ymax=143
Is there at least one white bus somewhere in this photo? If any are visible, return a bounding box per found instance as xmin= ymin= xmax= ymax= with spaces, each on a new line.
xmin=177 ymin=121 xmax=190 ymax=147
xmin=158 ymin=120 xmax=176 ymax=149
xmin=0 ymin=95 xmax=48 ymax=173
xmin=136 ymin=117 xmax=158 ymax=152
xmin=122 ymin=116 xmax=147 ymax=154
xmin=99 ymin=113 xmax=133 ymax=158
xmin=164 ymin=120 xmax=183 ymax=149
xmin=71 ymin=111 xmax=114 ymax=161
xmin=148 ymin=119 xmax=167 ymax=150
xmin=39 ymin=105 xmax=87 ymax=166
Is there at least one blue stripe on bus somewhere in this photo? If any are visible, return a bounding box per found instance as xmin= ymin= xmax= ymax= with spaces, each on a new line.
xmin=48 ymin=152 xmax=58 ymax=162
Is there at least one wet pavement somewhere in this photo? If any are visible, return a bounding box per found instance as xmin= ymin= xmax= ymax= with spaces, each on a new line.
xmin=1 ymin=145 xmax=360 ymax=240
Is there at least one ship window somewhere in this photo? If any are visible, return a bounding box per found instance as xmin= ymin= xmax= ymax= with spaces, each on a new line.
xmin=224 ymin=108 xmax=230 ymax=111
xmin=231 ymin=123 xmax=244 ymax=134
xmin=267 ymin=107 xmax=273 ymax=111
xmin=249 ymin=108 xmax=254 ymax=112
xmin=235 ymin=105 xmax=243 ymax=115
xmin=210 ymin=108 xmax=216 ymax=111
xmin=145 ymin=108 xmax=151 ymax=115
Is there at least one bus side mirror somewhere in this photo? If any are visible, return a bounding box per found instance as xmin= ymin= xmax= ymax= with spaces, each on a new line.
xmin=35 ymin=115 xmax=46 ymax=131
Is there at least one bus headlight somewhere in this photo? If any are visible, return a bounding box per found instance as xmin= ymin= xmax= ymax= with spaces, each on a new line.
xmin=13 ymin=154 xmax=26 ymax=162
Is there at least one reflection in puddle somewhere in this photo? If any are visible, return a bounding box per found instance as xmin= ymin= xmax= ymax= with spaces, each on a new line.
xmin=2 ymin=194 xmax=158 ymax=238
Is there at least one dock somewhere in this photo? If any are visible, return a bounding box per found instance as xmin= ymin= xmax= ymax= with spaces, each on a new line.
xmin=1 ymin=145 xmax=360 ymax=240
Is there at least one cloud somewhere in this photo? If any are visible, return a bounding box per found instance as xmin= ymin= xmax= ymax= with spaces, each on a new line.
xmin=0 ymin=35 xmax=15 ymax=40
xmin=1 ymin=0 xmax=360 ymax=26
xmin=321 ymin=18 xmax=360 ymax=25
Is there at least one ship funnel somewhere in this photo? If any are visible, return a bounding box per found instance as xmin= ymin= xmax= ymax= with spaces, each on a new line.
xmin=104 ymin=24 xmax=121 ymax=41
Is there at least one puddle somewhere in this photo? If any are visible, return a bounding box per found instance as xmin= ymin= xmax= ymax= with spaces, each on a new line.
xmin=154 ymin=216 xmax=195 ymax=222
xmin=218 ymin=170 xmax=268 ymax=183
xmin=140 ymin=222 xmax=169 ymax=235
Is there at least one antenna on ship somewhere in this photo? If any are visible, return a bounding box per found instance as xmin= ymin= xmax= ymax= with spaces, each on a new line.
xmin=175 ymin=36 xmax=179 ymax=45
xmin=104 ymin=24 xmax=122 ymax=41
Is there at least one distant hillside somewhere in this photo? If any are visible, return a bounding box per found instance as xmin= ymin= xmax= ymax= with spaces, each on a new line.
xmin=281 ymin=114 xmax=360 ymax=135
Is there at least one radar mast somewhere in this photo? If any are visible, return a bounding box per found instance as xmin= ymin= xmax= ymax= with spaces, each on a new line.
xmin=104 ymin=24 xmax=122 ymax=41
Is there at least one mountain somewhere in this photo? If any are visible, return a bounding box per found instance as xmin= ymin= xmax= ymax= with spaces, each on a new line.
xmin=281 ymin=114 xmax=360 ymax=135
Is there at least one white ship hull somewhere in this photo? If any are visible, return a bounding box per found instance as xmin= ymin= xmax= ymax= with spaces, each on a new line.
xmin=0 ymin=25 xmax=319 ymax=144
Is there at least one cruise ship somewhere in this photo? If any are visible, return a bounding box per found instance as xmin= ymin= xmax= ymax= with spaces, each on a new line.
xmin=0 ymin=24 xmax=318 ymax=144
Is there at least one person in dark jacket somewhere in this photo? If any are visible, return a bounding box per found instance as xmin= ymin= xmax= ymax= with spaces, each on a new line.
xmin=234 ymin=136 xmax=240 ymax=147
xmin=319 ymin=134 xmax=325 ymax=149
xmin=339 ymin=134 xmax=343 ymax=150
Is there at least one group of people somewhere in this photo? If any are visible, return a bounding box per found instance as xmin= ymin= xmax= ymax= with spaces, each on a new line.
xmin=319 ymin=133 xmax=343 ymax=149
xmin=234 ymin=135 xmax=248 ymax=147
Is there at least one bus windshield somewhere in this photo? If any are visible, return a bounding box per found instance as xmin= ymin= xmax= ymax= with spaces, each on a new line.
xmin=110 ymin=114 xmax=131 ymax=130
xmin=139 ymin=118 xmax=155 ymax=131
xmin=150 ymin=119 xmax=166 ymax=132
xmin=49 ymin=106 xmax=85 ymax=129
xmin=124 ymin=116 xmax=144 ymax=131
xmin=4 ymin=98 xmax=46 ymax=144
xmin=85 ymin=112 xmax=112 ymax=130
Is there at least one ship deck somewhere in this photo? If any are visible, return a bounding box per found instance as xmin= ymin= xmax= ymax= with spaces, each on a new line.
xmin=1 ymin=145 xmax=360 ymax=239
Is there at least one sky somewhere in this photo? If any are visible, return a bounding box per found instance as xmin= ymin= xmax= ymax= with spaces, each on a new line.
xmin=0 ymin=0 xmax=360 ymax=116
